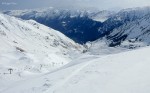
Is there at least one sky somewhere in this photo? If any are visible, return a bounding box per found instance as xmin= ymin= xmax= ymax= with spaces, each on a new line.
xmin=0 ymin=0 xmax=150 ymax=11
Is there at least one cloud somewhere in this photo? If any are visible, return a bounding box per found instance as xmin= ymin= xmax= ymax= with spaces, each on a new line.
xmin=0 ymin=0 xmax=150 ymax=11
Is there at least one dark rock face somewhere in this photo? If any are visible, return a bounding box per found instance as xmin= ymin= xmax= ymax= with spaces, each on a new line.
xmin=13 ymin=14 xmax=104 ymax=44
xmin=30 ymin=16 xmax=103 ymax=44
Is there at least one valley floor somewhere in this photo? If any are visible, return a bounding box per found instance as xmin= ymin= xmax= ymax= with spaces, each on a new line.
xmin=1 ymin=46 xmax=150 ymax=93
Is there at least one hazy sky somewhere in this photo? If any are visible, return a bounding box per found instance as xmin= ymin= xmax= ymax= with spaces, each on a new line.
xmin=0 ymin=0 xmax=150 ymax=11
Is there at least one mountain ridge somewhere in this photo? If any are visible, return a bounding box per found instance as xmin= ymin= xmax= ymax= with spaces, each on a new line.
xmin=0 ymin=13 xmax=84 ymax=76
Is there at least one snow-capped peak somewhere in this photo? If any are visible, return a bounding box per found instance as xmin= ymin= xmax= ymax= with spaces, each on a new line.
xmin=3 ymin=7 xmax=115 ymax=22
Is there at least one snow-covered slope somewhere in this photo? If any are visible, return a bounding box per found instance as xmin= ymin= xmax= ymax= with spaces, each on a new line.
xmin=90 ymin=10 xmax=115 ymax=22
xmin=113 ymin=7 xmax=150 ymax=21
xmin=98 ymin=7 xmax=150 ymax=36
xmin=104 ymin=13 xmax=150 ymax=48
xmin=1 ymin=44 xmax=150 ymax=93
xmin=85 ymin=7 xmax=150 ymax=48
xmin=0 ymin=13 xmax=83 ymax=78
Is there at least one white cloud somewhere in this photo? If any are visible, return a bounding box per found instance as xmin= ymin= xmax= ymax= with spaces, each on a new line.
xmin=0 ymin=0 xmax=150 ymax=10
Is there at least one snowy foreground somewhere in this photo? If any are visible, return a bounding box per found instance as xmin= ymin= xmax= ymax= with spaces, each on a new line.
xmin=1 ymin=46 xmax=150 ymax=93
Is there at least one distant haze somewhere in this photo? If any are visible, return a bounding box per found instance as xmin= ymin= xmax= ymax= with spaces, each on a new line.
xmin=0 ymin=0 xmax=150 ymax=11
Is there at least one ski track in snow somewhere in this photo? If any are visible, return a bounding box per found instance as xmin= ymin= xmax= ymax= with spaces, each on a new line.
xmin=45 ymin=56 xmax=98 ymax=93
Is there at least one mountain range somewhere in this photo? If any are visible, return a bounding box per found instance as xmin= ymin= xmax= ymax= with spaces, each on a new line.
xmin=3 ymin=8 xmax=114 ymax=44
xmin=4 ymin=7 xmax=150 ymax=47
xmin=1 ymin=6 xmax=150 ymax=93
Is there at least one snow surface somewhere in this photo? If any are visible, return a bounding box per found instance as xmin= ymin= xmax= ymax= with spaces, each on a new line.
xmin=91 ymin=10 xmax=115 ymax=22
xmin=1 ymin=44 xmax=150 ymax=93
xmin=0 ymin=13 xmax=84 ymax=92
